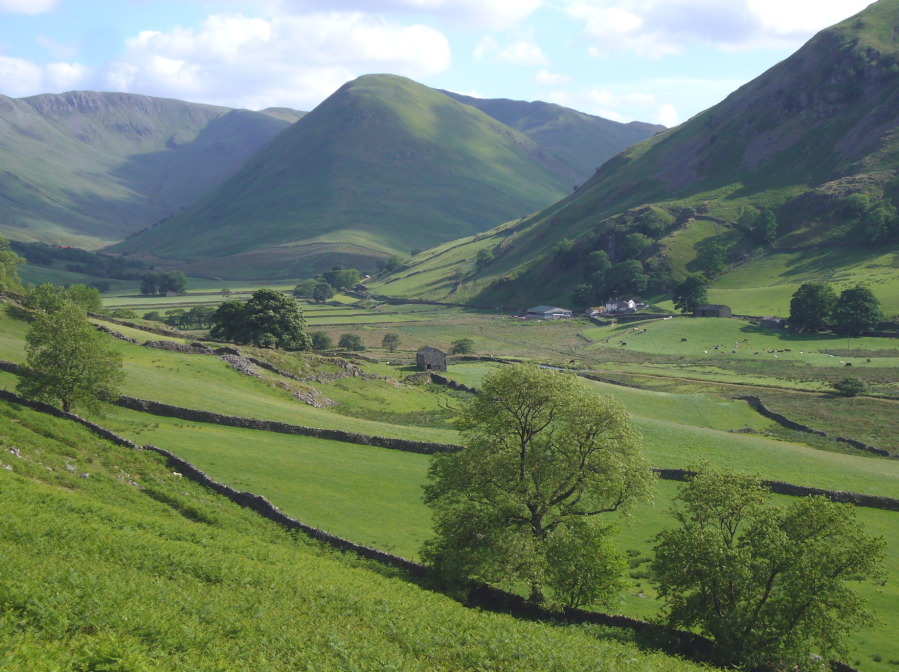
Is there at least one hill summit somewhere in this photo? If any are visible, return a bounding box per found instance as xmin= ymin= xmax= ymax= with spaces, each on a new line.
xmin=114 ymin=75 xmax=660 ymax=278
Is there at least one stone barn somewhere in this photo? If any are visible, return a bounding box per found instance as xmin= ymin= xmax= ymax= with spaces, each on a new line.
xmin=760 ymin=316 xmax=786 ymax=329
xmin=416 ymin=346 xmax=447 ymax=372
xmin=694 ymin=304 xmax=732 ymax=318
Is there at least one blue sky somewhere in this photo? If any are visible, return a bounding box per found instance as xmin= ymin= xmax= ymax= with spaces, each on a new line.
xmin=0 ymin=0 xmax=875 ymax=126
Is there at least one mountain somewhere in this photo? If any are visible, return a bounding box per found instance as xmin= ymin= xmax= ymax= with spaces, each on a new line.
xmin=440 ymin=91 xmax=664 ymax=184
xmin=112 ymin=75 xmax=579 ymax=278
xmin=0 ymin=91 xmax=304 ymax=248
xmin=374 ymin=0 xmax=899 ymax=315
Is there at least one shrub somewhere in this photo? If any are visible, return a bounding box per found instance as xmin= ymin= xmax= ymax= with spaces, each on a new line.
xmin=338 ymin=333 xmax=365 ymax=351
xmin=834 ymin=377 xmax=867 ymax=397
xmin=451 ymin=338 xmax=475 ymax=355
xmin=381 ymin=332 xmax=401 ymax=352
xmin=311 ymin=331 xmax=332 ymax=351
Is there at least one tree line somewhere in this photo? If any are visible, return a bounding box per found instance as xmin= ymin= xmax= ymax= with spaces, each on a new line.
xmin=140 ymin=271 xmax=189 ymax=296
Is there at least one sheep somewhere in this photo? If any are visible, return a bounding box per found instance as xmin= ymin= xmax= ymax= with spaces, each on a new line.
xmin=681 ymin=338 xmax=688 ymax=342
xmin=173 ymin=472 xmax=182 ymax=478
xmin=845 ymin=362 xmax=853 ymax=367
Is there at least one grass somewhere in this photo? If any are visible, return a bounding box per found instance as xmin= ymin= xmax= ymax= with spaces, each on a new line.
xmin=0 ymin=398 xmax=704 ymax=672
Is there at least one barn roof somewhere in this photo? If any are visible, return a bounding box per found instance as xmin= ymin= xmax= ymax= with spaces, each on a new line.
xmin=417 ymin=346 xmax=445 ymax=355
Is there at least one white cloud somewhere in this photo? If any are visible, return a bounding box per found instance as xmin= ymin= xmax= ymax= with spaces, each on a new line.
xmin=104 ymin=12 xmax=452 ymax=109
xmin=280 ymin=0 xmax=542 ymax=30
xmin=496 ymin=40 xmax=548 ymax=66
xmin=535 ymin=70 xmax=571 ymax=86
xmin=565 ymin=0 xmax=874 ymax=57
xmin=0 ymin=56 xmax=88 ymax=97
xmin=652 ymin=103 xmax=679 ymax=127
xmin=473 ymin=36 xmax=548 ymax=67
xmin=0 ymin=0 xmax=56 ymax=14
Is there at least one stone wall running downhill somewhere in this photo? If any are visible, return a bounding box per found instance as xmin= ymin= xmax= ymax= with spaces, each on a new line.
xmin=737 ymin=395 xmax=898 ymax=459
xmin=429 ymin=372 xmax=480 ymax=394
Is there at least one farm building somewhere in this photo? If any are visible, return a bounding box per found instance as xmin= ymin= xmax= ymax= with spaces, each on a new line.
xmin=526 ymin=306 xmax=573 ymax=320
xmin=694 ymin=305 xmax=732 ymax=318
xmin=416 ymin=346 xmax=447 ymax=372
xmin=760 ymin=316 xmax=786 ymax=329
xmin=165 ymin=290 xmax=179 ymax=298
xmin=606 ymin=298 xmax=636 ymax=313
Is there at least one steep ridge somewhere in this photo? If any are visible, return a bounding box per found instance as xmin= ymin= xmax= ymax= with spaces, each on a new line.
xmin=440 ymin=91 xmax=664 ymax=183
xmin=112 ymin=75 xmax=579 ymax=278
xmin=376 ymin=0 xmax=899 ymax=312
xmin=0 ymin=91 xmax=303 ymax=248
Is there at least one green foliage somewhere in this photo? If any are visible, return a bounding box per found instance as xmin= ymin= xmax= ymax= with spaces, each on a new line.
xmin=642 ymin=209 xmax=674 ymax=238
xmin=210 ymin=291 xmax=311 ymax=350
xmin=736 ymin=206 xmax=759 ymax=232
xmin=293 ymin=278 xmax=319 ymax=297
xmin=312 ymin=282 xmax=335 ymax=303
xmin=139 ymin=271 xmax=189 ymax=296
xmin=339 ymin=333 xmax=366 ymax=351
xmin=110 ymin=308 xmax=138 ymax=320
xmin=672 ymin=273 xmax=709 ymax=315
xmin=0 ymin=236 xmax=24 ymax=292
xmin=476 ymin=248 xmax=494 ymax=267
xmin=451 ymin=338 xmax=475 ymax=355
xmin=841 ymin=193 xmax=871 ymax=217
xmin=379 ymin=255 xmax=405 ymax=274
xmin=571 ymin=284 xmax=595 ymax=309
xmin=553 ymin=238 xmax=576 ymax=260
xmin=23 ymin=283 xmax=101 ymax=314
xmin=752 ymin=210 xmax=778 ymax=244
xmin=323 ymin=266 xmax=361 ymax=290
xmin=311 ymin=331 xmax=332 ymax=351
xmin=18 ymin=303 xmax=125 ymax=413
xmin=695 ymin=241 xmax=727 ymax=279
xmin=142 ymin=311 xmax=162 ymax=322
xmin=652 ymin=467 xmax=885 ymax=670
xmin=834 ymin=377 xmax=868 ymax=397
xmin=862 ymin=199 xmax=899 ymax=244
xmin=587 ymin=250 xmax=611 ymax=278
xmin=605 ymin=260 xmax=648 ymax=297
xmin=422 ymin=364 xmax=651 ymax=602
xmin=619 ymin=233 xmax=652 ymax=260
xmin=834 ymin=286 xmax=883 ymax=335
xmin=545 ymin=520 xmax=628 ymax=609
xmin=381 ymin=332 xmax=401 ymax=352
xmin=790 ymin=282 xmax=838 ymax=331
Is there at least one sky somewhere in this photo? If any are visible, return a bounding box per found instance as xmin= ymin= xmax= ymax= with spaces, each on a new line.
xmin=0 ymin=0 xmax=876 ymax=127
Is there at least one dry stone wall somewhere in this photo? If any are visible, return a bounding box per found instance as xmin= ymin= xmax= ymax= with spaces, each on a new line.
xmin=88 ymin=312 xmax=187 ymax=338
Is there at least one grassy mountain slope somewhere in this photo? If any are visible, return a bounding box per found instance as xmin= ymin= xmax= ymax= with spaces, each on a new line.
xmin=0 ymin=399 xmax=703 ymax=672
xmin=113 ymin=75 xmax=576 ymax=278
xmin=0 ymin=91 xmax=302 ymax=248
xmin=376 ymin=0 xmax=899 ymax=313
xmin=441 ymin=91 xmax=664 ymax=184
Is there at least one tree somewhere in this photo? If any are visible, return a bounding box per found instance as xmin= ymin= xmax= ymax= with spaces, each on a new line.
xmin=0 ymin=236 xmax=24 ymax=292
xmin=642 ymin=209 xmax=674 ymax=238
xmin=752 ymin=210 xmax=778 ymax=244
xmin=619 ymin=233 xmax=652 ymax=260
xmin=241 ymin=289 xmax=311 ymax=350
xmin=696 ymin=241 xmax=727 ymax=278
xmin=544 ymin=520 xmax=628 ymax=609
xmin=789 ymin=282 xmax=837 ymax=332
xmin=210 ymin=302 xmax=246 ymax=341
xmin=451 ymin=338 xmax=475 ymax=355
xmin=652 ymin=467 xmax=885 ymax=670
xmin=339 ymin=333 xmax=365 ymax=351
xmin=18 ymin=303 xmax=125 ymax=413
xmin=834 ymin=286 xmax=883 ymax=336
xmin=571 ymin=284 xmax=594 ymax=310
xmin=410 ymin=248 xmax=422 ymax=256
xmin=110 ymin=308 xmax=138 ymax=320
xmin=587 ymin=250 xmax=611 ymax=278
xmin=606 ymin=260 xmax=647 ymax=296
xmin=381 ymin=332 xmax=401 ymax=352
xmin=862 ymin=199 xmax=899 ymax=244
xmin=140 ymin=273 xmax=160 ymax=296
xmin=476 ymin=248 xmax=494 ymax=267
xmin=841 ymin=193 xmax=870 ymax=217
xmin=421 ymin=365 xmax=652 ymax=603
xmin=293 ymin=279 xmax=318 ymax=297
xmin=143 ymin=311 xmax=162 ymax=322
xmin=384 ymin=255 xmax=404 ymax=273
xmin=221 ymin=288 xmax=233 ymax=298
xmin=24 ymin=283 xmax=100 ymax=314
xmin=312 ymin=282 xmax=334 ymax=303
xmin=160 ymin=270 xmax=188 ymax=295
xmin=311 ymin=331 xmax=332 ymax=351
xmin=737 ymin=206 xmax=759 ymax=232
xmin=672 ymin=273 xmax=708 ymax=315
xmin=834 ymin=377 xmax=867 ymax=397
xmin=323 ymin=266 xmax=361 ymax=290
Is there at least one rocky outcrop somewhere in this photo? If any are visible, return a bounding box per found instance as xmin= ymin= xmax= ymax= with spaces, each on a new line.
xmin=291 ymin=389 xmax=338 ymax=409
xmin=143 ymin=340 xmax=214 ymax=355
xmin=219 ymin=355 xmax=260 ymax=377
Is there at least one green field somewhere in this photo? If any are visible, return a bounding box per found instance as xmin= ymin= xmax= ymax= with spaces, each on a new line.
xmin=0 ymin=399 xmax=703 ymax=672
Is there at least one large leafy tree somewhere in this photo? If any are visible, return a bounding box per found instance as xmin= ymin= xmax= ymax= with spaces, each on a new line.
xmin=422 ymin=364 xmax=652 ymax=604
xmin=834 ymin=286 xmax=883 ymax=336
xmin=24 ymin=283 xmax=101 ymax=314
xmin=18 ymin=303 xmax=125 ymax=413
xmin=672 ymin=273 xmax=708 ymax=315
xmin=789 ymin=282 xmax=837 ymax=332
xmin=241 ymin=289 xmax=311 ymax=350
xmin=605 ymin=260 xmax=648 ymax=296
xmin=210 ymin=302 xmax=245 ymax=341
xmin=0 ymin=236 xmax=24 ymax=292
xmin=312 ymin=282 xmax=335 ymax=303
xmin=381 ymin=332 xmax=401 ymax=352
xmin=652 ymin=467 xmax=885 ymax=671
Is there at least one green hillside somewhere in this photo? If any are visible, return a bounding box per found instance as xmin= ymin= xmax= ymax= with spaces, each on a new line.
xmin=112 ymin=75 xmax=580 ymax=278
xmin=0 ymin=91 xmax=303 ymax=249
xmin=375 ymin=0 xmax=899 ymax=314
xmin=441 ymin=91 xmax=664 ymax=184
